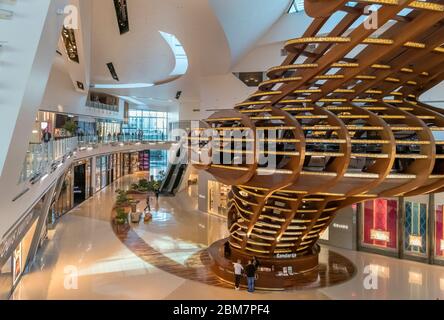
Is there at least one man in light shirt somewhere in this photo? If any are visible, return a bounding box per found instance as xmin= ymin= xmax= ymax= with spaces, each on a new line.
xmin=232 ymin=259 xmax=244 ymax=290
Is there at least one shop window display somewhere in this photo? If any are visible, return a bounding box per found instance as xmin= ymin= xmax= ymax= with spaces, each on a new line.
xmin=404 ymin=201 xmax=428 ymax=256
xmin=362 ymin=199 xmax=398 ymax=250
xmin=208 ymin=180 xmax=230 ymax=217
xmin=436 ymin=204 xmax=444 ymax=258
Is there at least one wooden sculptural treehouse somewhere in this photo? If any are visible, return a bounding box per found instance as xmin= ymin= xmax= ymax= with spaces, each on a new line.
xmin=188 ymin=0 xmax=444 ymax=289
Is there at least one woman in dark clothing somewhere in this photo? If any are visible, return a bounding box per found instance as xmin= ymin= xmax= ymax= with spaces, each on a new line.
xmin=224 ymin=241 xmax=231 ymax=258
xmin=252 ymin=256 xmax=260 ymax=270
xmin=245 ymin=260 xmax=256 ymax=293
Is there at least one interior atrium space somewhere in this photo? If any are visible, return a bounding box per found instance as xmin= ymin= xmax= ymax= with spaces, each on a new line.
xmin=2 ymin=0 xmax=444 ymax=312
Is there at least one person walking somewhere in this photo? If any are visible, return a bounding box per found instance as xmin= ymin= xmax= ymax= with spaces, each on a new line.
xmin=232 ymin=259 xmax=243 ymax=290
xmin=144 ymin=193 xmax=151 ymax=212
xmin=245 ymin=260 xmax=256 ymax=293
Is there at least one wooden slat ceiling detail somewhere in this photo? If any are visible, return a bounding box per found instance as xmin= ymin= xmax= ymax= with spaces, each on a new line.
xmin=192 ymin=0 xmax=444 ymax=258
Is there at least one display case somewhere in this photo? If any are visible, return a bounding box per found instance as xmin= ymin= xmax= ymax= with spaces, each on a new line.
xmin=360 ymin=198 xmax=398 ymax=253
xmin=435 ymin=192 xmax=444 ymax=261
xmin=404 ymin=195 xmax=429 ymax=259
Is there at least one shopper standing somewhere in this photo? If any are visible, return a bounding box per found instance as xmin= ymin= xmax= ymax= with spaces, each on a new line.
xmin=145 ymin=193 xmax=151 ymax=212
xmin=42 ymin=129 xmax=52 ymax=161
xmin=245 ymin=260 xmax=256 ymax=293
xmin=252 ymin=256 xmax=260 ymax=270
xmin=232 ymin=259 xmax=243 ymax=290
xmin=224 ymin=241 xmax=231 ymax=258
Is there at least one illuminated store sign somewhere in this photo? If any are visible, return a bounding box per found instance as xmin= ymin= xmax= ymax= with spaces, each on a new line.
xmin=370 ymin=229 xmax=390 ymax=242
xmin=409 ymin=235 xmax=423 ymax=248
xmin=333 ymin=223 xmax=349 ymax=230
xmin=275 ymin=253 xmax=297 ymax=259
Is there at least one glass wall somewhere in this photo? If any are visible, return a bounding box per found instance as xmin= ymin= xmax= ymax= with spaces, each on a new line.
xmin=361 ymin=198 xmax=399 ymax=252
xmin=122 ymin=110 xmax=168 ymax=141
xmin=150 ymin=150 xmax=168 ymax=179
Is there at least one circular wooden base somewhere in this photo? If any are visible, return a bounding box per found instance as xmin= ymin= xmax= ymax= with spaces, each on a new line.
xmin=208 ymin=239 xmax=355 ymax=290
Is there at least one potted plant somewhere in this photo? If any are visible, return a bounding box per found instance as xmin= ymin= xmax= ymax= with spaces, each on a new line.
xmin=115 ymin=189 xmax=132 ymax=210
xmin=114 ymin=207 xmax=128 ymax=232
xmin=138 ymin=179 xmax=149 ymax=192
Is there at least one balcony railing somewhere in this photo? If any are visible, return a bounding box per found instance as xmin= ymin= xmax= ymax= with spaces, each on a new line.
xmin=19 ymin=135 xmax=174 ymax=184
xmin=20 ymin=137 xmax=78 ymax=184
xmin=86 ymin=100 xmax=119 ymax=113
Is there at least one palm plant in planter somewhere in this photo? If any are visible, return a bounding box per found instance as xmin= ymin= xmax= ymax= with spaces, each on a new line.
xmin=115 ymin=207 xmax=128 ymax=224
xmin=115 ymin=189 xmax=132 ymax=209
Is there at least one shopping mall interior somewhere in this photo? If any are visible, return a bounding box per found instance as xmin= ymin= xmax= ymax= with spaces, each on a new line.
xmin=1 ymin=0 xmax=444 ymax=303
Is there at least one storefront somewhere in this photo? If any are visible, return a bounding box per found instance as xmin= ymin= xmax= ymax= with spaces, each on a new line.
xmin=73 ymin=159 xmax=92 ymax=207
xmin=404 ymin=195 xmax=429 ymax=261
xmin=353 ymin=194 xmax=444 ymax=265
xmin=359 ymin=198 xmax=399 ymax=256
xmin=435 ymin=193 xmax=444 ymax=263
xmin=95 ymin=155 xmax=112 ymax=192
xmin=121 ymin=152 xmax=141 ymax=176
xmin=50 ymin=168 xmax=74 ymax=223
xmin=318 ymin=204 xmax=357 ymax=251
xmin=207 ymin=180 xmax=230 ymax=218
xmin=139 ymin=150 xmax=150 ymax=171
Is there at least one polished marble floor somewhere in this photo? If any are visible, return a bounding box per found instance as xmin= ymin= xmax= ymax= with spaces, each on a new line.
xmin=13 ymin=175 xmax=444 ymax=300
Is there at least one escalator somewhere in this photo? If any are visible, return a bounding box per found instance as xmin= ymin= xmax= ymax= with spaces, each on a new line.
xmin=159 ymin=163 xmax=187 ymax=196
xmin=159 ymin=142 xmax=188 ymax=196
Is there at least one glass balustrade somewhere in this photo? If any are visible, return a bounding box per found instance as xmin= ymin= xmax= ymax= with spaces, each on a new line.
xmin=19 ymin=135 xmax=171 ymax=184
xmin=19 ymin=137 xmax=78 ymax=183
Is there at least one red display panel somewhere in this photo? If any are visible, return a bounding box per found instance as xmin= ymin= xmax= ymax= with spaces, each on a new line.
xmin=436 ymin=205 xmax=444 ymax=257
xmin=363 ymin=199 xmax=398 ymax=249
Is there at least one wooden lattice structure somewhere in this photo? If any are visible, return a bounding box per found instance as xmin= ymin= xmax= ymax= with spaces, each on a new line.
xmin=191 ymin=0 xmax=444 ymax=265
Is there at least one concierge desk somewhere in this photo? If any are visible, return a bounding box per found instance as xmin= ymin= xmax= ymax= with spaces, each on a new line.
xmin=208 ymin=239 xmax=323 ymax=290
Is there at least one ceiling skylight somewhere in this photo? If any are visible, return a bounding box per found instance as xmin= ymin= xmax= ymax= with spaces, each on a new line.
xmin=91 ymin=83 xmax=154 ymax=89
xmin=288 ymin=0 xmax=304 ymax=13
xmin=159 ymin=31 xmax=189 ymax=77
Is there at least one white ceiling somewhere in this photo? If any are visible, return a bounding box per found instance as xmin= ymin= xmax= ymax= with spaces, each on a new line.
xmin=85 ymin=0 xmax=290 ymax=106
